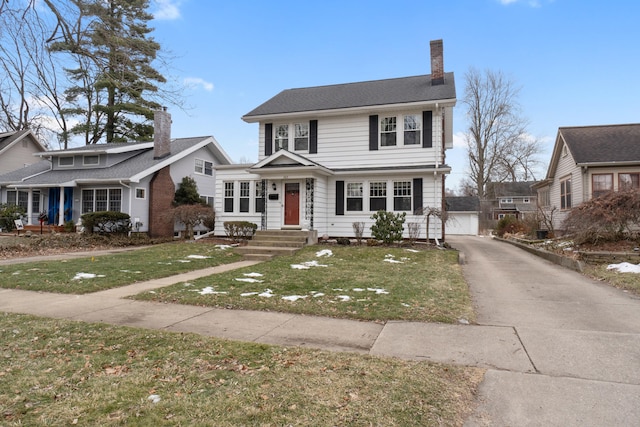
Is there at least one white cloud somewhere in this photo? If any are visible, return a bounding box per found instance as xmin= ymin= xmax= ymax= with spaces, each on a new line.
xmin=452 ymin=131 xmax=467 ymax=149
xmin=183 ymin=77 xmax=214 ymax=91
xmin=153 ymin=0 xmax=181 ymax=20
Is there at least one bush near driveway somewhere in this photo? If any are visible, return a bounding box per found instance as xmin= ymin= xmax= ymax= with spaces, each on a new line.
xmin=134 ymin=245 xmax=475 ymax=324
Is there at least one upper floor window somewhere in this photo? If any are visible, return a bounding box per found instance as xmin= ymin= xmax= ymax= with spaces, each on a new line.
xmin=200 ymin=195 xmax=214 ymax=208
xmin=294 ymin=123 xmax=309 ymax=151
xmin=58 ymin=156 xmax=74 ymax=167
xmin=522 ymin=198 xmax=530 ymax=204
xmin=619 ymin=173 xmax=640 ymax=190
xmin=346 ymin=182 xmax=363 ymax=211
xmin=274 ymin=124 xmax=289 ymax=151
xmin=403 ymin=115 xmax=421 ymax=145
xmin=83 ymin=155 xmax=99 ymax=166
xmin=560 ymin=177 xmax=572 ymax=210
xmin=195 ymin=159 xmax=213 ymax=176
xmin=592 ymin=173 xmax=613 ymax=198
xmin=380 ymin=117 xmax=397 ymax=146
xmin=500 ymin=197 xmax=513 ymax=204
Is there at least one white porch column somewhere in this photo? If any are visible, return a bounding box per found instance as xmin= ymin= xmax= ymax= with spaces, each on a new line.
xmin=58 ymin=187 xmax=65 ymax=226
xmin=26 ymin=189 xmax=33 ymax=225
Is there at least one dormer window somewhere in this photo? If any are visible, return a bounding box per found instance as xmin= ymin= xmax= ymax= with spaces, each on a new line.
xmin=58 ymin=156 xmax=74 ymax=167
xmin=83 ymin=155 xmax=99 ymax=166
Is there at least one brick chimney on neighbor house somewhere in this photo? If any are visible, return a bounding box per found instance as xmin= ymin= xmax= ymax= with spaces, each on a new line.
xmin=430 ymin=39 xmax=444 ymax=85
xmin=154 ymin=107 xmax=171 ymax=159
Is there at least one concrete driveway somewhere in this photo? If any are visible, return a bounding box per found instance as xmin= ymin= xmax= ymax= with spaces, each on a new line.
xmin=447 ymin=236 xmax=640 ymax=426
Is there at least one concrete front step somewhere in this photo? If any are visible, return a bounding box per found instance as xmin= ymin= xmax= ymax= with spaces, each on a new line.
xmin=235 ymin=230 xmax=315 ymax=260
xmin=234 ymin=245 xmax=300 ymax=257
xmin=249 ymin=239 xmax=305 ymax=248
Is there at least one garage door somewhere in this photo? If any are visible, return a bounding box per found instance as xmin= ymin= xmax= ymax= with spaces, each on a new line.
xmin=446 ymin=212 xmax=478 ymax=235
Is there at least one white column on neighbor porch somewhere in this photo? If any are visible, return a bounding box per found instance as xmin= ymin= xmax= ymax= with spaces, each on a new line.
xmin=58 ymin=187 xmax=65 ymax=226
xmin=26 ymin=188 xmax=33 ymax=225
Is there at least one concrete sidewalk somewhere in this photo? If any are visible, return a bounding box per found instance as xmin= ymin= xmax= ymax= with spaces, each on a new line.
xmin=0 ymin=259 xmax=532 ymax=370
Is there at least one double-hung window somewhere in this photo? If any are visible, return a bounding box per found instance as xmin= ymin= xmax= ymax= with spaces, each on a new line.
xmin=380 ymin=117 xmax=397 ymax=146
xmin=239 ymin=181 xmax=250 ymax=212
xmin=592 ymin=174 xmax=613 ymax=198
xmin=294 ymin=123 xmax=309 ymax=151
xmin=403 ymin=115 xmax=421 ymax=145
xmin=560 ymin=177 xmax=572 ymax=210
xmin=274 ymin=125 xmax=289 ymax=151
xmin=195 ymin=159 xmax=213 ymax=176
xmin=81 ymin=189 xmax=122 ymax=213
xmin=369 ymin=182 xmax=387 ymax=211
xmin=393 ymin=181 xmax=412 ymax=211
xmin=346 ymin=183 xmax=363 ymax=211
xmin=619 ymin=173 xmax=640 ymax=190
xmin=224 ymin=182 xmax=234 ymax=212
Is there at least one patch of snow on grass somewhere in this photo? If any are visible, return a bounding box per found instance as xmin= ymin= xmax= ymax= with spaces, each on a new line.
xmin=72 ymin=272 xmax=106 ymax=280
xmin=291 ymin=260 xmax=328 ymax=269
xmin=336 ymin=295 xmax=351 ymax=302
xmin=240 ymin=292 xmax=258 ymax=297
xmin=177 ymin=260 xmax=191 ymax=263
xmin=235 ymin=278 xmax=264 ymax=283
xmin=367 ymin=287 xmax=389 ymax=294
xmin=316 ymin=249 xmax=333 ymax=257
xmin=148 ymin=394 xmax=161 ymax=404
xmin=383 ymin=258 xmax=403 ymax=264
xmin=244 ymin=272 xmax=263 ymax=277
xmin=120 ymin=270 xmax=142 ymax=273
xmin=215 ymin=244 xmax=235 ymax=250
xmin=196 ymin=286 xmax=228 ymax=295
xmin=282 ymin=295 xmax=308 ymax=302
xmin=607 ymin=262 xmax=640 ymax=273
xmin=353 ymin=288 xmax=365 ymax=292
xmin=312 ymin=292 xmax=325 ymax=297
xmin=258 ymin=289 xmax=274 ymax=298
xmin=187 ymin=254 xmax=210 ymax=259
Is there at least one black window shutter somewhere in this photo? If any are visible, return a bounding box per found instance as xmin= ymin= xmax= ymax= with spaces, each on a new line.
xmin=413 ymin=178 xmax=423 ymax=214
xmin=422 ymin=111 xmax=432 ymax=148
xmin=369 ymin=115 xmax=378 ymax=151
xmin=265 ymin=123 xmax=273 ymax=156
xmin=336 ymin=181 xmax=345 ymax=215
xmin=309 ymin=120 xmax=318 ymax=154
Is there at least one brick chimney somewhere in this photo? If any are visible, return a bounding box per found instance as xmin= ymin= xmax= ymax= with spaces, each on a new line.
xmin=154 ymin=107 xmax=171 ymax=160
xmin=430 ymin=39 xmax=444 ymax=85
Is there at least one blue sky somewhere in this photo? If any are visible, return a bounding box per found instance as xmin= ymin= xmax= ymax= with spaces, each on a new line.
xmin=149 ymin=0 xmax=640 ymax=191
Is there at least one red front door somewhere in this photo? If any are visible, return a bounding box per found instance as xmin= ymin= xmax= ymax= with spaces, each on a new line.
xmin=284 ymin=183 xmax=300 ymax=226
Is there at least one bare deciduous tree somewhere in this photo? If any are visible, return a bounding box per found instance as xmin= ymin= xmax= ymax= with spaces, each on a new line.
xmin=462 ymin=68 xmax=542 ymax=198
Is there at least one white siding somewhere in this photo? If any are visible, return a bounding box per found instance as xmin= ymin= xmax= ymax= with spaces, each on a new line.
xmin=549 ymin=147 xmax=580 ymax=230
xmin=258 ymin=110 xmax=445 ymax=169
xmin=0 ymin=140 xmax=42 ymax=173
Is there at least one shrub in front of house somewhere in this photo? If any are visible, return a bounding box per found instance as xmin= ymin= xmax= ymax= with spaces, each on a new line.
xmin=370 ymin=210 xmax=406 ymax=245
xmin=495 ymin=216 xmax=527 ymax=237
xmin=81 ymin=211 xmax=131 ymax=235
xmin=0 ymin=203 xmax=25 ymax=231
xmin=223 ymin=221 xmax=257 ymax=242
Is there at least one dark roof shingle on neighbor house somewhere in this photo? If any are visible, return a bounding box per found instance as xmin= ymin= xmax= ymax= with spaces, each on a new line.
xmin=560 ymin=123 xmax=640 ymax=164
xmin=445 ymin=196 xmax=480 ymax=212
xmin=243 ymin=73 xmax=456 ymax=119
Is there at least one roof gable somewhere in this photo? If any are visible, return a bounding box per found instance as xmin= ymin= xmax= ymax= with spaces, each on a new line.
xmin=243 ymin=73 xmax=456 ymax=121
xmin=0 ymin=129 xmax=47 ymax=154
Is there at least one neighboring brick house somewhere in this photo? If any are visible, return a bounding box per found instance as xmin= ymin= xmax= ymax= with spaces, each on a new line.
xmin=533 ymin=123 xmax=640 ymax=232
xmin=0 ymin=110 xmax=232 ymax=235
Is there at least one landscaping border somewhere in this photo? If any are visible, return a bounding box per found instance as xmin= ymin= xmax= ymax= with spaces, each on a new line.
xmin=495 ymin=236 xmax=586 ymax=273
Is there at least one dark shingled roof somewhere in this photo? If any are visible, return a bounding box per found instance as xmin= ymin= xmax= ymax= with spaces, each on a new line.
xmin=486 ymin=181 xmax=538 ymax=198
xmin=560 ymin=123 xmax=640 ymax=164
xmin=243 ymin=73 xmax=456 ymax=118
xmin=445 ymin=196 xmax=480 ymax=212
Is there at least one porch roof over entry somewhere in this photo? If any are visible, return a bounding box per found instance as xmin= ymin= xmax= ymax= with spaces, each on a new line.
xmin=248 ymin=150 xmax=334 ymax=177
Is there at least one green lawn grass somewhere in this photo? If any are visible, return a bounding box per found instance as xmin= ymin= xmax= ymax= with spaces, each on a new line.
xmin=134 ymin=245 xmax=475 ymax=324
xmin=0 ymin=242 xmax=241 ymax=294
xmin=0 ymin=313 xmax=483 ymax=426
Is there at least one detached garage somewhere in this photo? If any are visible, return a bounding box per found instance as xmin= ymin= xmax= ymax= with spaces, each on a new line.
xmin=445 ymin=196 xmax=479 ymax=235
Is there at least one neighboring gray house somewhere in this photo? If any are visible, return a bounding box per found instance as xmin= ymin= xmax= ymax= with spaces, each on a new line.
xmin=215 ymin=39 xmax=456 ymax=240
xmin=0 ymin=110 xmax=232 ymax=235
xmin=486 ymin=181 xmax=538 ymax=220
xmin=445 ymin=196 xmax=479 ymax=235
xmin=0 ymin=130 xmax=47 ymax=175
xmin=534 ymin=123 xmax=640 ymax=232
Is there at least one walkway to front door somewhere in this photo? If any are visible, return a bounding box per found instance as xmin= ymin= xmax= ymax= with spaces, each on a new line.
xmin=284 ymin=183 xmax=299 ymax=226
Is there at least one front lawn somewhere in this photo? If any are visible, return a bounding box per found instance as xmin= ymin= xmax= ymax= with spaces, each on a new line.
xmin=134 ymin=245 xmax=474 ymax=324
xmin=0 ymin=313 xmax=483 ymax=426
xmin=0 ymin=242 xmax=242 ymax=294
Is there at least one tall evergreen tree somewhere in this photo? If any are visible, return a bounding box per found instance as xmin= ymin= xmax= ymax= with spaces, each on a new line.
xmin=49 ymin=0 xmax=165 ymax=144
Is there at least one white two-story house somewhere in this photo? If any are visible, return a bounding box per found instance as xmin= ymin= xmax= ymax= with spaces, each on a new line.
xmin=215 ymin=39 xmax=455 ymax=240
